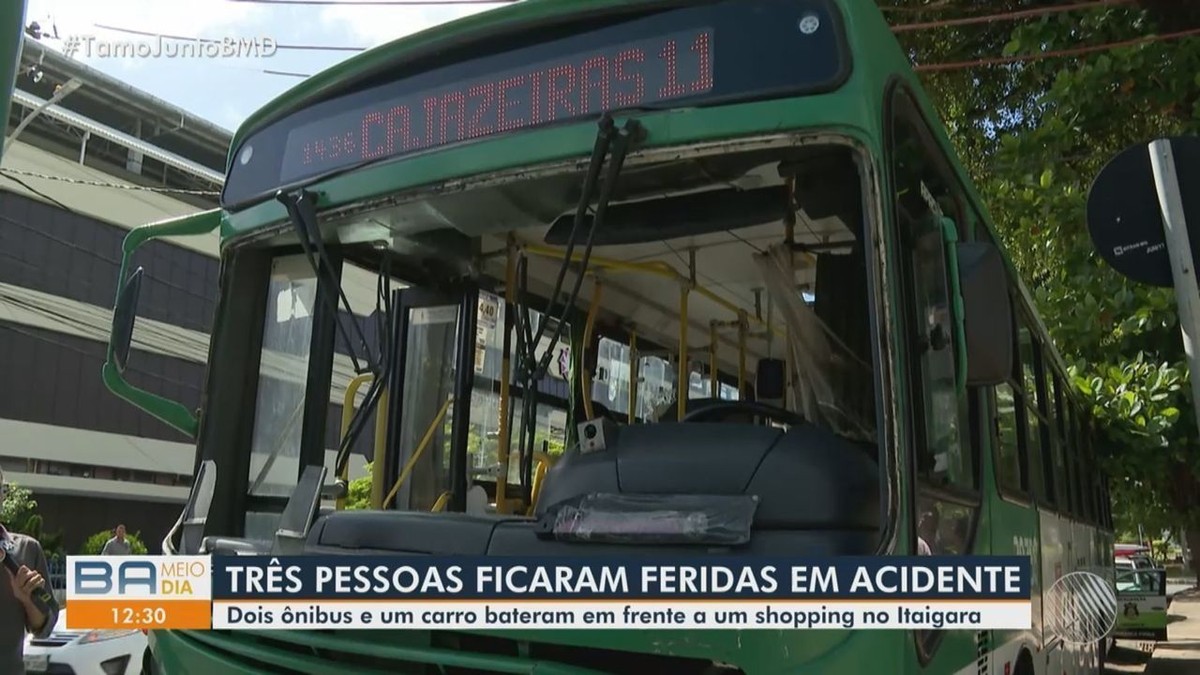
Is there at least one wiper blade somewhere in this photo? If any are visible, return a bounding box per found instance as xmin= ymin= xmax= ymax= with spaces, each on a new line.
xmin=532 ymin=118 xmax=642 ymax=382
xmin=514 ymin=117 xmax=644 ymax=501
xmin=277 ymin=189 xmax=377 ymax=375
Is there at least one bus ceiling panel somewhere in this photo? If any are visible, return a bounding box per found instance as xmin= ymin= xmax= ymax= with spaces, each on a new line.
xmin=543 ymin=186 xmax=788 ymax=247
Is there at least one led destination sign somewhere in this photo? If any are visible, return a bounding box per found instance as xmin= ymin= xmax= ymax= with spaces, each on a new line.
xmin=284 ymin=28 xmax=713 ymax=183
xmin=223 ymin=0 xmax=848 ymax=208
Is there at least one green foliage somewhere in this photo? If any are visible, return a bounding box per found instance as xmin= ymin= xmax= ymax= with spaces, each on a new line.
xmin=344 ymin=463 xmax=373 ymax=510
xmin=80 ymin=529 xmax=148 ymax=555
xmin=889 ymin=0 xmax=1200 ymax=557
xmin=1 ymin=483 xmax=64 ymax=560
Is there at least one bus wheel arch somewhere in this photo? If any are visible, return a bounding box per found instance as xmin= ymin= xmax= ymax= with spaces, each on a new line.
xmin=1012 ymin=648 xmax=1035 ymax=675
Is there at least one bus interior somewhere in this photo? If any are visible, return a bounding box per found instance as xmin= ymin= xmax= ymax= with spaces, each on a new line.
xmin=179 ymin=129 xmax=897 ymax=559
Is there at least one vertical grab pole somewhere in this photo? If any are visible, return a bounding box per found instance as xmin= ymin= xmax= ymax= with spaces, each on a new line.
xmin=448 ymin=288 xmax=479 ymax=513
xmin=369 ymin=389 xmax=388 ymax=509
xmin=737 ymin=311 xmax=748 ymax=398
xmin=679 ymin=250 xmax=695 ymax=420
xmin=581 ymin=277 xmax=603 ymax=420
xmin=337 ymin=374 xmax=374 ymax=510
xmin=628 ymin=331 xmax=638 ymax=423
xmin=678 ymin=282 xmax=690 ymax=420
xmin=709 ymin=321 xmax=719 ymax=398
xmin=495 ymin=236 xmax=516 ymax=514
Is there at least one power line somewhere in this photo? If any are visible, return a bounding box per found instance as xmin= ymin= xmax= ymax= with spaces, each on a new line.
xmin=0 ymin=168 xmax=220 ymax=196
xmin=0 ymin=172 xmax=76 ymax=212
xmin=227 ymin=0 xmax=517 ymax=5
xmin=879 ymin=0 xmax=959 ymax=13
xmin=914 ymin=26 xmax=1200 ymax=72
xmin=264 ymin=68 xmax=312 ymax=77
xmin=892 ymin=0 xmax=1134 ymax=33
xmin=92 ymin=23 xmax=365 ymax=52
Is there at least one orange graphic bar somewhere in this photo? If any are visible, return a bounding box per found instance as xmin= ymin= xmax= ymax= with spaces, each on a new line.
xmin=66 ymin=599 xmax=211 ymax=630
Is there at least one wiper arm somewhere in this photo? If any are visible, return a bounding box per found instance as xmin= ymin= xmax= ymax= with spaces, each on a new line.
xmin=277 ymin=189 xmax=377 ymax=375
xmin=531 ymin=118 xmax=642 ymax=382
xmin=514 ymin=117 xmax=644 ymax=501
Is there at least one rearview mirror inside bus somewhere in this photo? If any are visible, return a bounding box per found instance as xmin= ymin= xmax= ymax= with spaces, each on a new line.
xmin=956 ymin=242 xmax=1013 ymax=386
xmin=111 ymin=266 xmax=145 ymax=374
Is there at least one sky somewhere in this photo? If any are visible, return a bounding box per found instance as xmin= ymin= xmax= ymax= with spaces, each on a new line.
xmin=23 ymin=0 xmax=510 ymax=132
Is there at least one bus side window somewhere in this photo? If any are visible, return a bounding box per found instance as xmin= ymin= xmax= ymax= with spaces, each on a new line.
xmin=890 ymin=90 xmax=977 ymax=586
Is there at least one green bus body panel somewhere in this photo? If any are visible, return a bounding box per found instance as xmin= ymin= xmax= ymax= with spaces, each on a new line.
xmin=152 ymin=626 xmax=910 ymax=674
xmin=0 ymin=1 xmax=26 ymax=165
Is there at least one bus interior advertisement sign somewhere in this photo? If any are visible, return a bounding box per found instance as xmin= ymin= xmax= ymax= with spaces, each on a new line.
xmin=222 ymin=0 xmax=848 ymax=208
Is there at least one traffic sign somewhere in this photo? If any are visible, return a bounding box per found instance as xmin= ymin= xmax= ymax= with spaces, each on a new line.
xmin=1086 ymin=137 xmax=1200 ymax=287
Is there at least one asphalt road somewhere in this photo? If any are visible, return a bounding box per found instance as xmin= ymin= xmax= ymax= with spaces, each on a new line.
xmin=1167 ymin=581 xmax=1195 ymax=602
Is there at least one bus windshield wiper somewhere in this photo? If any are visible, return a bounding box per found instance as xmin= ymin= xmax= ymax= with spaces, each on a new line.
xmin=277 ymin=188 xmax=378 ymax=375
xmin=275 ymin=189 xmax=393 ymax=496
xmin=513 ymin=116 xmax=644 ymax=500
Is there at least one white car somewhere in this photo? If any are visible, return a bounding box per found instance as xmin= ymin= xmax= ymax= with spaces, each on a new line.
xmin=23 ymin=608 xmax=147 ymax=675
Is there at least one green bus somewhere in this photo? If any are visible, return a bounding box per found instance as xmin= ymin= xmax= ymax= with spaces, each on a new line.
xmin=104 ymin=0 xmax=1116 ymax=673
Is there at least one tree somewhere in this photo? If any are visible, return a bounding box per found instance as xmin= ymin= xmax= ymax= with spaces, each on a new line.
xmin=80 ymin=528 xmax=148 ymax=555
xmin=886 ymin=0 xmax=1200 ymax=580
xmin=344 ymin=462 xmax=373 ymax=510
xmin=0 ymin=483 xmax=63 ymax=560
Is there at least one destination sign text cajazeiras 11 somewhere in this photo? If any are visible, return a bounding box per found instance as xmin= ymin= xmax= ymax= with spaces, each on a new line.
xmin=222 ymin=0 xmax=848 ymax=208
xmin=284 ymin=28 xmax=713 ymax=181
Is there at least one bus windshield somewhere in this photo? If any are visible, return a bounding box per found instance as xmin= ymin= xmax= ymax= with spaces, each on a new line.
xmin=232 ymin=132 xmax=884 ymax=547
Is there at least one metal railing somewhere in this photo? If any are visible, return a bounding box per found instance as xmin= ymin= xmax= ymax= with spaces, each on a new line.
xmin=46 ymin=558 xmax=65 ymax=591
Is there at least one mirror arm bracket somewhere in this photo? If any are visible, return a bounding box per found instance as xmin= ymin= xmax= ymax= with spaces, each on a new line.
xmin=940 ymin=217 xmax=968 ymax=394
xmin=103 ymin=208 xmax=223 ymax=439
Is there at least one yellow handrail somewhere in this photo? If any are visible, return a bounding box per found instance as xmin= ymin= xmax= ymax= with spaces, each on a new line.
xmin=337 ymin=374 xmax=374 ymax=511
xmin=431 ymin=491 xmax=451 ymax=512
xmin=522 ymin=244 xmax=774 ymax=329
xmin=495 ymin=235 xmax=516 ymax=514
xmin=382 ymin=396 xmax=454 ymax=510
xmin=369 ymin=389 xmax=388 ymax=510
xmin=527 ymin=451 xmax=555 ymax=516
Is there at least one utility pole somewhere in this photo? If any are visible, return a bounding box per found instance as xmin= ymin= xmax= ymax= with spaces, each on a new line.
xmin=1150 ymin=139 xmax=1200 ymax=428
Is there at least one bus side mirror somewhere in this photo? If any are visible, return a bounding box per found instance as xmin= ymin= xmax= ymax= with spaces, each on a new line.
xmin=111 ymin=267 xmax=145 ymax=374
xmin=956 ymin=241 xmax=1013 ymax=387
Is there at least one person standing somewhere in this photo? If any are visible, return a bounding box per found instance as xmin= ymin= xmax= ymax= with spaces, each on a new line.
xmin=101 ymin=524 xmax=132 ymax=556
xmin=0 ymin=472 xmax=56 ymax=675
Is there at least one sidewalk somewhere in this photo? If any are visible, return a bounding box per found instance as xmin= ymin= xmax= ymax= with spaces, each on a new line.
xmin=1146 ymin=586 xmax=1200 ymax=675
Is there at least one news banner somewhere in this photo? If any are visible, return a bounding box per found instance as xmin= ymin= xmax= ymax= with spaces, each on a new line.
xmin=64 ymin=556 xmax=1032 ymax=631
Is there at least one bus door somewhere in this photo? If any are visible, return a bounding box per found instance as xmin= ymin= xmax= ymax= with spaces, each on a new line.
xmin=1113 ymin=567 xmax=1169 ymax=642
xmin=383 ymin=285 xmax=479 ymax=514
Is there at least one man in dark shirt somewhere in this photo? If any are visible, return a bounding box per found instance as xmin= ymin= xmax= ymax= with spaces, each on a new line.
xmin=0 ymin=476 xmax=56 ymax=674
